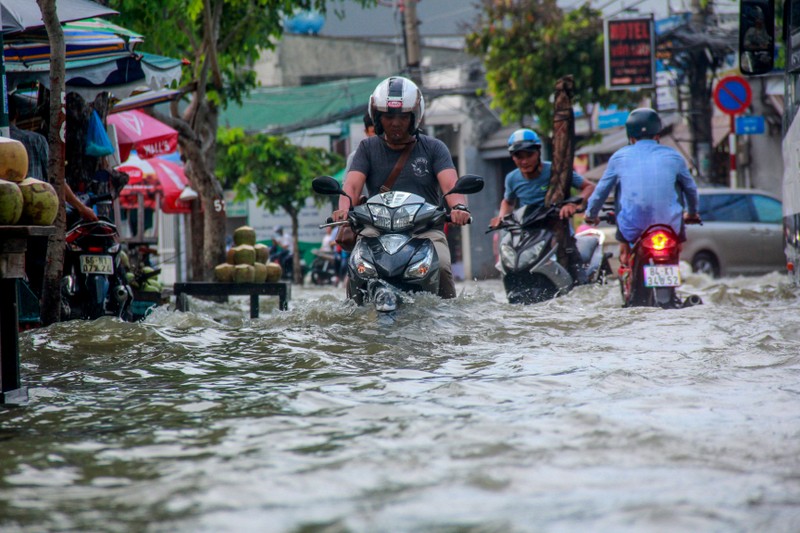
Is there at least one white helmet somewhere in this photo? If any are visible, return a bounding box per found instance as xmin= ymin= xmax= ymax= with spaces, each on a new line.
xmin=369 ymin=76 xmax=425 ymax=135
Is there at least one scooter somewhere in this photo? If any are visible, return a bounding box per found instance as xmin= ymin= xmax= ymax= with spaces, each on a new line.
xmin=487 ymin=197 xmax=613 ymax=304
xmin=312 ymin=174 xmax=484 ymax=312
xmin=61 ymin=194 xmax=133 ymax=320
xmin=602 ymin=212 xmax=702 ymax=309
xmin=309 ymin=248 xmax=340 ymax=286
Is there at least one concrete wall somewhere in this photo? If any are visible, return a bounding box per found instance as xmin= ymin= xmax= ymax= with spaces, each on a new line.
xmin=254 ymin=34 xmax=471 ymax=87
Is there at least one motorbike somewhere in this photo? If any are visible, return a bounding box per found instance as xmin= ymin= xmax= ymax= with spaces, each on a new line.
xmin=61 ymin=194 xmax=133 ymax=321
xmin=309 ymin=248 xmax=341 ymax=286
xmin=487 ymin=197 xmax=613 ymax=305
xmin=312 ymin=174 xmax=484 ymax=312
xmin=602 ymin=211 xmax=703 ymax=309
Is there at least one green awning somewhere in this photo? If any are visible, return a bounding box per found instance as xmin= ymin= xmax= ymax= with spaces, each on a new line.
xmin=332 ymin=167 xmax=346 ymax=184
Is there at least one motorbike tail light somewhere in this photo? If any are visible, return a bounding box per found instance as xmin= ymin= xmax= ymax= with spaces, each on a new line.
xmin=643 ymin=230 xmax=677 ymax=259
xmin=88 ymin=246 xmax=104 ymax=253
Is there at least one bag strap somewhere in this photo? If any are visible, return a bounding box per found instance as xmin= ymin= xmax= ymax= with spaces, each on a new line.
xmin=379 ymin=140 xmax=416 ymax=194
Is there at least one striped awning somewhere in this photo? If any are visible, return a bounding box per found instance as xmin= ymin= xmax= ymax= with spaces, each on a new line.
xmin=4 ymin=18 xmax=142 ymax=66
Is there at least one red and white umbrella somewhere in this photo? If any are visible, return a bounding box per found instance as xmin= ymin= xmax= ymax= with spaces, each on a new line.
xmin=117 ymin=154 xmax=196 ymax=214
xmin=107 ymin=109 xmax=178 ymax=162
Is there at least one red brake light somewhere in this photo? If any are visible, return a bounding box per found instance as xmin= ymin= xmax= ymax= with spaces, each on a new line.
xmin=644 ymin=231 xmax=676 ymax=251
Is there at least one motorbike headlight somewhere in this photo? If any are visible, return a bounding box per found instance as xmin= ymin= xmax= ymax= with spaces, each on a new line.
xmin=404 ymin=246 xmax=434 ymax=279
xmin=500 ymin=242 xmax=517 ymax=270
xmin=518 ymin=241 xmax=546 ymax=269
xmin=351 ymin=245 xmax=377 ymax=278
xmin=368 ymin=205 xmax=392 ymax=230
xmin=392 ymin=204 xmax=421 ymax=231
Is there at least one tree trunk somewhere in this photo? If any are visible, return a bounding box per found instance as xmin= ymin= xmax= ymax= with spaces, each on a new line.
xmin=151 ymin=104 xmax=226 ymax=281
xmin=36 ymin=0 xmax=66 ymax=326
xmin=546 ymin=75 xmax=576 ymax=271
xmin=290 ymin=210 xmax=303 ymax=285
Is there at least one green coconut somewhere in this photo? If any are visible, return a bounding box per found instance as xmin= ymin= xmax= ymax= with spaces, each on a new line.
xmin=233 ymin=264 xmax=255 ymax=283
xmin=226 ymin=247 xmax=236 ymax=265
xmin=0 ymin=179 xmax=24 ymax=224
xmin=253 ymin=262 xmax=268 ymax=283
xmin=18 ymin=177 xmax=59 ymax=225
xmin=214 ymin=263 xmax=235 ymax=282
xmin=0 ymin=137 xmax=29 ymax=183
xmin=232 ymin=244 xmax=256 ymax=265
xmin=254 ymin=243 xmax=270 ymax=264
xmin=265 ymin=262 xmax=283 ymax=283
xmin=233 ymin=225 xmax=257 ymax=246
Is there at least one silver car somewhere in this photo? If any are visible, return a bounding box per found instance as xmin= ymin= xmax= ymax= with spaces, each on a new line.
xmin=683 ymin=188 xmax=785 ymax=277
xmin=592 ymin=188 xmax=785 ymax=278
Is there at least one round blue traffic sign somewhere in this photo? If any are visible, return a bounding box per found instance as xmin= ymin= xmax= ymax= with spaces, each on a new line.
xmin=713 ymin=75 xmax=752 ymax=115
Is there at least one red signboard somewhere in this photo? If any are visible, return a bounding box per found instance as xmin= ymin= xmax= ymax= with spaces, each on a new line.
xmin=604 ymin=17 xmax=656 ymax=90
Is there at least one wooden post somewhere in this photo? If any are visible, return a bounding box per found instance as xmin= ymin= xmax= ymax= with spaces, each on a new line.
xmin=546 ymin=75 xmax=576 ymax=270
xmin=0 ymin=226 xmax=55 ymax=406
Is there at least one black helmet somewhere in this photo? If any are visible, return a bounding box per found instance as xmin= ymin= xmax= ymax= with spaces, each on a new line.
xmin=625 ymin=108 xmax=662 ymax=139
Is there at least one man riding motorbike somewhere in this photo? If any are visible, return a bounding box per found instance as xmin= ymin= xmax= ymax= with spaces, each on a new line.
xmin=331 ymin=76 xmax=470 ymax=299
xmin=583 ymin=108 xmax=701 ymax=267
xmin=489 ymin=128 xmax=595 ymax=284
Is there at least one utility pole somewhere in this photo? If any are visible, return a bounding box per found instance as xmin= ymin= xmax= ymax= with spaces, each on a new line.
xmin=689 ymin=0 xmax=714 ymax=182
xmin=401 ymin=0 xmax=423 ymax=86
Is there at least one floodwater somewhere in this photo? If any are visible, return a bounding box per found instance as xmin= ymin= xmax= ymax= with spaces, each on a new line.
xmin=2 ymin=271 xmax=800 ymax=533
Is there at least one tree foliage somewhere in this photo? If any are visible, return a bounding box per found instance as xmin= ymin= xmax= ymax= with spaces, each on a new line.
xmin=107 ymin=0 xmax=374 ymax=280
xmin=466 ymin=0 xmax=637 ymax=137
xmin=217 ymin=129 xmax=343 ymax=283
xmin=218 ymin=129 xmax=342 ymax=213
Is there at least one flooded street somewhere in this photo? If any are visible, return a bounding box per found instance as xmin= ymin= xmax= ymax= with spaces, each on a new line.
xmin=2 ymin=272 xmax=800 ymax=532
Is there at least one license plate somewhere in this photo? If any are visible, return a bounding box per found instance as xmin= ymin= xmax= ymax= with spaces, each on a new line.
xmin=80 ymin=255 xmax=113 ymax=274
xmin=643 ymin=264 xmax=681 ymax=287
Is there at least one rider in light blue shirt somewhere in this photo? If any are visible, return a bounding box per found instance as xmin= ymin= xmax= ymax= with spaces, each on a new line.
xmin=584 ymin=108 xmax=701 ymax=266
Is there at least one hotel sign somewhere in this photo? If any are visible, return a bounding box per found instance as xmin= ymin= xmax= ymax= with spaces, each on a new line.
xmin=604 ymin=17 xmax=656 ymax=90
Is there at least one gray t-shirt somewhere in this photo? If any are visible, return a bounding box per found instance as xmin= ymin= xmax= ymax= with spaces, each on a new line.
xmin=349 ymin=134 xmax=455 ymax=204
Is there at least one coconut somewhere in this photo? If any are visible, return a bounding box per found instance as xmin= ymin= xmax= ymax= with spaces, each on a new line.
xmin=232 ymin=244 xmax=256 ymax=265
xmin=233 ymin=225 xmax=257 ymax=246
xmin=226 ymin=247 xmax=236 ymax=265
xmin=214 ymin=263 xmax=235 ymax=282
xmin=253 ymin=262 xmax=268 ymax=283
xmin=0 ymin=137 xmax=29 ymax=183
xmin=233 ymin=264 xmax=255 ymax=283
xmin=0 ymin=179 xmax=24 ymax=224
xmin=18 ymin=177 xmax=59 ymax=225
xmin=265 ymin=262 xmax=283 ymax=283
xmin=254 ymin=243 xmax=270 ymax=263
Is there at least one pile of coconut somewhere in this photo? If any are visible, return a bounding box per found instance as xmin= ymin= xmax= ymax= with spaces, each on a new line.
xmin=215 ymin=225 xmax=282 ymax=283
xmin=0 ymin=137 xmax=60 ymax=226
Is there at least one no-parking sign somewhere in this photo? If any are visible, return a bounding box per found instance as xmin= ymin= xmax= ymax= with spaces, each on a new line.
xmin=713 ymin=76 xmax=752 ymax=115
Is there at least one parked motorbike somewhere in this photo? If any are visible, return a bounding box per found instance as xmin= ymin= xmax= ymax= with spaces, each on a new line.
xmin=309 ymin=248 xmax=340 ymax=286
xmin=602 ymin=211 xmax=703 ymax=309
xmin=487 ymin=197 xmax=613 ymax=305
xmin=61 ymin=194 xmax=133 ymax=320
xmin=312 ymin=174 xmax=484 ymax=312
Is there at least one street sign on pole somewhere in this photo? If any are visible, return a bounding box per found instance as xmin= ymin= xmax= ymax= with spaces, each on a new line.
xmin=713 ymin=75 xmax=752 ymax=115
xmin=735 ymin=115 xmax=766 ymax=135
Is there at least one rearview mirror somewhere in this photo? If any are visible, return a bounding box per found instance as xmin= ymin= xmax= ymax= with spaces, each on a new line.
xmin=446 ymin=174 xmax=485 ymax=196
xmin=312 ymin=175 xmax=342 ymax=196
xmin=740 ymin=0 xmax=775 ymax=75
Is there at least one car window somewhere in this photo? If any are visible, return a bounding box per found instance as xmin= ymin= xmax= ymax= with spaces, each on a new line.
xmin=699 ymin=194 xmax=753 ymax=222
xmin=751 ymin=194 xmax=782 ymax=223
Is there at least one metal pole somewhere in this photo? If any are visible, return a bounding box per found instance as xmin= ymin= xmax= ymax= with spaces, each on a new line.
xmin=729 ymin=114 xmax=737 ymax=188
xmin=0 ymin=30 xmax=9 ymax=138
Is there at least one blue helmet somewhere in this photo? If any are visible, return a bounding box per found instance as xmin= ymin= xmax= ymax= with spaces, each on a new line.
xmin=507 ymin=128 xmax=542 ymax=153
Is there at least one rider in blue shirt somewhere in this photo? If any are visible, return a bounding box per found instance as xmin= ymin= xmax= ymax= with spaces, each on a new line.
xmin=490 ymin=128 xmax=596 ymax=283
xmin=584 ymin=108 xmax=701 ymax=266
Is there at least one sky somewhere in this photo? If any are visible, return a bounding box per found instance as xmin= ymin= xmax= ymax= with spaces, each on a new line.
xmin=317 ymin=0 xmax=740 ymax=39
